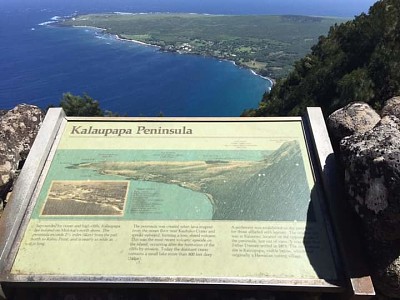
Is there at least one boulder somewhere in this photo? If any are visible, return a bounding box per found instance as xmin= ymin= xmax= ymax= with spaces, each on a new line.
xmin=0 ymin=104 xmax=44 ymax=214
xmin=327 ymin=102 xmax=381 ymax=151
xmin=341 ymin=115 xmax=400 ymax=297
xmin=341 ymin=115 xmax=400 ymax=240
xmin=382 ymin=96 xmax=400 ymax=119
xmin=366 ymin=236 xmax=400 ymax=298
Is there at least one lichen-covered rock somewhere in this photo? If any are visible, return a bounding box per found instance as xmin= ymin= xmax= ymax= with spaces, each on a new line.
xmin=327 ymin=102 xmax=381 ymax=151
xmin=341 ymin=115 xmax=400 ymax=298
xmin=382 ymin=96 xmax=400 ymax=119
xmin=0 ymin=104 xmax=44 ymax=209
xmin=341 ymin=115 xmax=400 ymax=240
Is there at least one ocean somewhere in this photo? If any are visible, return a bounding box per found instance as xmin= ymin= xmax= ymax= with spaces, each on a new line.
xmin=0 ymin=0 xmax=375 ymax=116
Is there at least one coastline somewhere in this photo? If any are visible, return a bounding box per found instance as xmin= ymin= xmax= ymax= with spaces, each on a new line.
xmin=115 ymin=34 xmax=276 ymax=87
xmin=58 ymin=16 xmax=275 ymax=88
xmin=108 ymin=30 xmax=275 ymax=86
xmin=114 ymin=34 xmax=160 ymax=48
xmin=71 ymin=24 xmax=107 ymax=32
xmin=114 ymin=34 xmax=276 ymax=87
xmin=227 ymin=60 xmax=275 ymax=87
xmin=250 ymin=70 xmax=275 ymax=86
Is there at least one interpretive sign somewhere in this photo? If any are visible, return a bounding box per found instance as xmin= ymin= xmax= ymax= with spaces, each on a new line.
xmin=0 ymin=109 xmax=374 ymax=298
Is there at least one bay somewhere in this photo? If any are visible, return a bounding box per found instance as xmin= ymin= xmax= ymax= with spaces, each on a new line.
xmin=0 ymin=7 xmax=269 ymax=117
xmin=33 ymin=150 xmax=215 ymax=220
xmin=0 ymin=0 xmax=375 ymax=116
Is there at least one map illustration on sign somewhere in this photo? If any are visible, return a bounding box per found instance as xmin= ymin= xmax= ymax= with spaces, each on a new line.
xmin=37 ymin=140 xmax=311 ymax=221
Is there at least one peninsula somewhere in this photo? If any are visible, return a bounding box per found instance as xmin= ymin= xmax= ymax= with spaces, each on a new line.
xmin=61 ymin=13 xmax=344 ymax=79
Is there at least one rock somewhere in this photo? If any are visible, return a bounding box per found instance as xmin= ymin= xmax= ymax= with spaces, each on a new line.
xmin=382 ymin=96 xmax=400 ymax=119
xmin=341 ymin=115 xmax=400 ymax=240
xmin=0 ymin=104 xmax=44 ymax=209
xmin=366 ymin=237 xmax=400 ymax=299
xmin=341 ymin=115 xmax=400 ymax=297
xmin=327 ymin=102 xmax=381 ymax=152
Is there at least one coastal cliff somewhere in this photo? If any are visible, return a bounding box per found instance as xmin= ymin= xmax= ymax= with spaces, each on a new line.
xmin=244 ymin=0 xmax=400 ymax=118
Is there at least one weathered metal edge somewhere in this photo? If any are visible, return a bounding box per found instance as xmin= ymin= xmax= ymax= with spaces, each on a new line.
xmin=65 ymin=116 xmax=302 ymax=122
xmin=2 ymin=275 xmax=343 ymax=293
xmin=0 ymin=112 xmax=349 ymax=294
xmin=300 ymin=119 xmax=346 ymax=284
xmin=304 ymin=107 xmax=375 ymax=299
xmin=0 ymin=108 xmax=66 ymax=272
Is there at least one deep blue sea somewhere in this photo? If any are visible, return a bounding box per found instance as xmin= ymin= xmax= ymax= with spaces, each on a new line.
xmin=0 ymin=0 xmax=376 ymax=116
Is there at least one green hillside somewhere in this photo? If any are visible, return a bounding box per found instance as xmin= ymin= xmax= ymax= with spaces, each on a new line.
xmin=244 ymin=0 xmax=400 ymax=117
xmin=62 ymin=13 xmax=344 ymax=79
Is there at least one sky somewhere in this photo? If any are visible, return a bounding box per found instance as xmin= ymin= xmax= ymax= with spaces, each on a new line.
xmin=0 ymin=0 xmax=378 ymax=17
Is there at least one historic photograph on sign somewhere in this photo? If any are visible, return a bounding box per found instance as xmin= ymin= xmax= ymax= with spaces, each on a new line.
xmin=41 ymin=181 xmax=128 ymax=216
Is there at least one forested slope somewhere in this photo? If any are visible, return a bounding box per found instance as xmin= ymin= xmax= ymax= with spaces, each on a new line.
xmin=244 ymin=0 xmax=400 ymax=117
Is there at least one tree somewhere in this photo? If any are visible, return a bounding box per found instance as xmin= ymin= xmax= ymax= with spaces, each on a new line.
xmin=244 ymin=0 xmax=400 ymax=117
xmin=59 ymin=93 xmax=104 ymax=116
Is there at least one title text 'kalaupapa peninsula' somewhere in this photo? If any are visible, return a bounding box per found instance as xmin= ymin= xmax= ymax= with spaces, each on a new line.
xmin=70 ymin=125 xmax=193 ymax=136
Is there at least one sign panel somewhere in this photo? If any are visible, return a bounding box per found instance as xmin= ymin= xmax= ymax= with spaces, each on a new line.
xmin=9 ymin=119 xmax=339 ymax=282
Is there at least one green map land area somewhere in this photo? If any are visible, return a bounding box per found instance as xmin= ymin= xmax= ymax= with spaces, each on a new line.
xmin=48 ymin=141 xmax=313 ymax=221
xmin=62 ymin=13 xmax=344 ymax=78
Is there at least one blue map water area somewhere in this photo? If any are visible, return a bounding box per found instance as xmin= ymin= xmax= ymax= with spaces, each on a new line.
xmin=32 ymin=149 xmax=271 ymax=221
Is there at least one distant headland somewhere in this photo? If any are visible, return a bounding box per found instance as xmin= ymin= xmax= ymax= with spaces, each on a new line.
xmin=59 ymin=13 xmax=344 ymax=79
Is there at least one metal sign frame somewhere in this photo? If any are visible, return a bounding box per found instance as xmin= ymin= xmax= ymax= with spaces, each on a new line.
xmin=0 ymin=108 xmax=374 ymax=299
